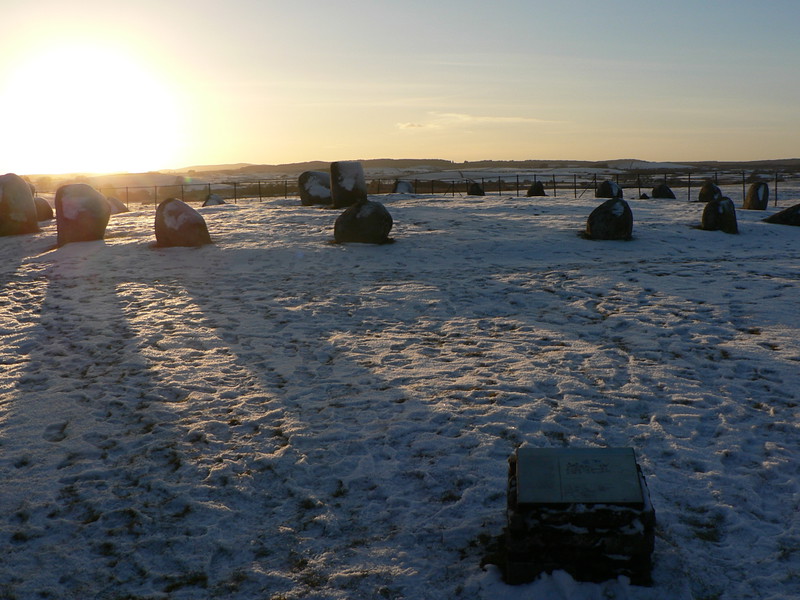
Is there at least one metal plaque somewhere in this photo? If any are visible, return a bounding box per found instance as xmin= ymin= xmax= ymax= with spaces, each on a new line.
xmin=516 ymin=447 xmax=643 ymax=505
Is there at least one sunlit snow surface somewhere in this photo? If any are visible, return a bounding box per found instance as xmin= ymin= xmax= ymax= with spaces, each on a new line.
xmin=1 ymin=188 xmax=799 ymax=599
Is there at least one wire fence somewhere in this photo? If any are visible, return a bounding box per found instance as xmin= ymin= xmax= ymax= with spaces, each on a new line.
xmin=39 ymin=170 xmax=793 ymax=209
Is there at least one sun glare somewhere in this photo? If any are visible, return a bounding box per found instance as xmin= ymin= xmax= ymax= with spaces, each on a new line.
xmin=2 ymin=41 xmax=185 ymax=175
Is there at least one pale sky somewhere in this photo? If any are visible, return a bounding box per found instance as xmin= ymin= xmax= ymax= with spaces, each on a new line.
xmin=2 ymin=0 xmax=798 ymax=174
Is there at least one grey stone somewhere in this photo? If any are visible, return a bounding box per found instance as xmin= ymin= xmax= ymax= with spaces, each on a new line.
xmin=155 ymin=198 xmax=212 ymax=247
xmin=298 ymin=171 xmax=332 ymax=206
xmin=34 ymin=197 xmax=54 ymax=221
xmin=0 ymin=173 xmax=40 ymax=236
xmin=330 ymin=161 xmax=367 ymax=208
xmin=392 ymin=180 xmax=414 ymax=194
xmin=203 ymin=193 xmax=225 ymax=206
xmin=334 ymin=200 xmax=393 ymax=244
xmin=743 ymin=181 xmax=769 ymax=210
xmin=526 ymin=181 xmax=547 ymax=197
xmin=55 ymin=184 xmax=110 ymax=246
xmin=585 ymin=198 xmax=633 ymax=240
xmin=467 ymin=180 xmax=485 ymax=196
xmin=763 ymin=202 xmax=800 ymax=226
xmin=651 ymin=183 xmax=675 ymax=199
xmin=697 ymin=181 xmax=721 ymax=203
xmin=595 ymin=180 xmax=623 ymax=198
xmin=701 ymin=196 xmax=738 ymax=234
xmin=106 ymin=196 xmax=129 ymax=214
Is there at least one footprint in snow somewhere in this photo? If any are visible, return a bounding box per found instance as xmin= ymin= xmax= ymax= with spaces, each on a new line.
xmin=43 ymin=421 xmax=68 ymax=442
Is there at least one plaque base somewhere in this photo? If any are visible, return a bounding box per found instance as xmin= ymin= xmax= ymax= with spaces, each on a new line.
xmin=504 ymin=447 xmax=655 ymax=585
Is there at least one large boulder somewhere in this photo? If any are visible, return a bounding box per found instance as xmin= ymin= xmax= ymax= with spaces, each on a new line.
xmin=106 ymin=196 xmax=129 ymax=214
xmin=334 ymin=200 xmax=393 ymax=244
xmin=298 ymin=171 xmax=332 ymax=206
xmin=743 ymin=181 xmax=769 ymax=210
xmin=34 ymin=197 xmax=54 ymax=221
xmin=651 ymin=183 xmax=676 ymax=199
xmin=697 ymin=181 xmax=721 ymax=203
xmin=0 ymin=173 xmax=40 ymax=236
xmin=763 ymin=203 xmax=800 ymax=226
xmin=154 ymin=198 xmax=212 ymax=247
xmin=330 ymin=161 xmax=367 ymax=208
xmin=526 ymin=180 xmax=547 ymax=197
xmin=55 ymin=184 xmax=110 ymax=246
xmin=701 ymin=197 xmax=738 ymax=234
xmin=585 ymin=198 xmax=633 ymax=240
xmin=596 ymin=180 xmax=623 ymax=199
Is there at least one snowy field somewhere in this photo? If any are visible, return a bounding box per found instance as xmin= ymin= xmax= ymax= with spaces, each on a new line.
xmin=1 ymin=187 xmax=799 ymax=599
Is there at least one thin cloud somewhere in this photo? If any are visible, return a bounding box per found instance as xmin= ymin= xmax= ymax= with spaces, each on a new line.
xmin=397 ymin=111 xmax=563 ymax=130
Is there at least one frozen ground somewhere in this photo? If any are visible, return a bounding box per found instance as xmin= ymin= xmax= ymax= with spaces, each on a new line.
xmin=1 ymin=186 xmax=798 ymax=599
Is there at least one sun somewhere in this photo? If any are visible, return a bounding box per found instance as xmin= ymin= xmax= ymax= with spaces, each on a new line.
xmin=1 ymin=40 xmax=185 ymax=175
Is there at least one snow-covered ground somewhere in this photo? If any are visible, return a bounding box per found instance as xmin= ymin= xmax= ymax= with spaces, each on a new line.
xmin=1 ymin=186 xmax=798 ymax=599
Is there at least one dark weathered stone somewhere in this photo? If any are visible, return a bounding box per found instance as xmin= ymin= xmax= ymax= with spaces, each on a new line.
xmin=154 ymin=198 xmax=212 ymax=247
xmin=0 ymin=173 xmax=40 ymax=236
xmin=701 ymin=196 xmax=738 ymax=234
xmin=298 ymin=171 xmax=332 ymax=206
xmin=34 ymin=197 xmax=54 ymax=221
xmin=334 ymin=200 xmax=393 ymax=244
xmin=203 ymin=193 xmax=225 ymax=206
xmin=596 ymin=180 xmax=623 ymax=198
xmin=651 ymin=183 xmax=675 ymax=199
xmin=763 ymin=203 xmax=800 ymax=226
xmin=330 ymin=161 xmax=367 ymax=208
xmin=639 ymin=193 xmax=649 ymax=199
xmin=467 ymin=180 xmax=485 ymax=196
xmin=585 ymin=198 xmax=633 ymax=240
xmin=697 ymin=181 xmax=721 ymax=203
xmin=106 ymin=196 xmax=129 ymax=214
xmin=392 ymin=180 xmax=414 ymax=194
xmin=55 ymin=184 xmax=110 ymax=246
xmin=526 ymin=180 xmax=547 ymax=197
xmin=743 ymin=181 xmax=769 ymax=210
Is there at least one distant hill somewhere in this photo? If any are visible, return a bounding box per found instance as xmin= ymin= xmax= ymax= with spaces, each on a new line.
xmin=169 ymin=158 xmax=800 ymax=177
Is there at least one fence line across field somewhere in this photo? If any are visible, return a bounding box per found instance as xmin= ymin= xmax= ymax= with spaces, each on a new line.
xmin=39 ymin=170 xmax=788 ymax=209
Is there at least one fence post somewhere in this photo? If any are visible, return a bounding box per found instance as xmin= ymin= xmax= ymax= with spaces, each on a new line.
xmin=574 ymin=174 xmax=577 ymax=198
xmin=552 ymin=174 xmax=557 ymax=197
xmin=687 ymin=173 xmax=691 ymax=202
xmin=742 ymin=171 xmax=746 ymax=204
xmin=516 ymin=174 xmax=519 ymax=197
xmin=233 ymin=182 xmax=238 ymax=203
xmin=637 ymin=174 xmax=641 ymax=198
xmin=154 ymin=186 xmax=158 ymax=209
xmin=775 ymin=172 xmax=778 ymax=206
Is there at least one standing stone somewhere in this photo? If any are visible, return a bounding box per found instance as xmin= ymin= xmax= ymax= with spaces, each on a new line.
xmin=106 ymin=196 xmax=129 ymax=214
xmin=34 ymin=197 xmax=54 ymax=221
xmin=154 ymin=198 xmax=212 ymax=247
xmin=334 ymin=199 xmax=393 ymax=244
xmin=763 ymin=203 xmax=800 ymax=226
xmin=701 ymin=197 xmax=738 ymax=234
xmin=330 ymin=161 xmax=368 ymax=208
xmin=298 ymin=171 xmax=332 ymax=206
xmin=0 ymin=173 xmax=40 ymax=236
xmin=203 ymin=193 xmax=225 ymax=206
xmin=651 ymin=183 xmax=676 ymax=199
xmin=467 ymin=180 xmax=485 ymax=196
xmin=585 ymin=198 xmax=633 ymax=240
xmin=596 ymin=180 xmax=623 ymax=199
xmin=55 ymin=184 xmax=110 ymax=246
xmin=392 ymin=180 xmax=414 ymax=194
xmin=743 ymin=181 xmax=769 ymax=210
xmin=526 ymin=180 xmax=547 ymax=197
xmin=697 ymin=181 xmax=722 ymax=203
